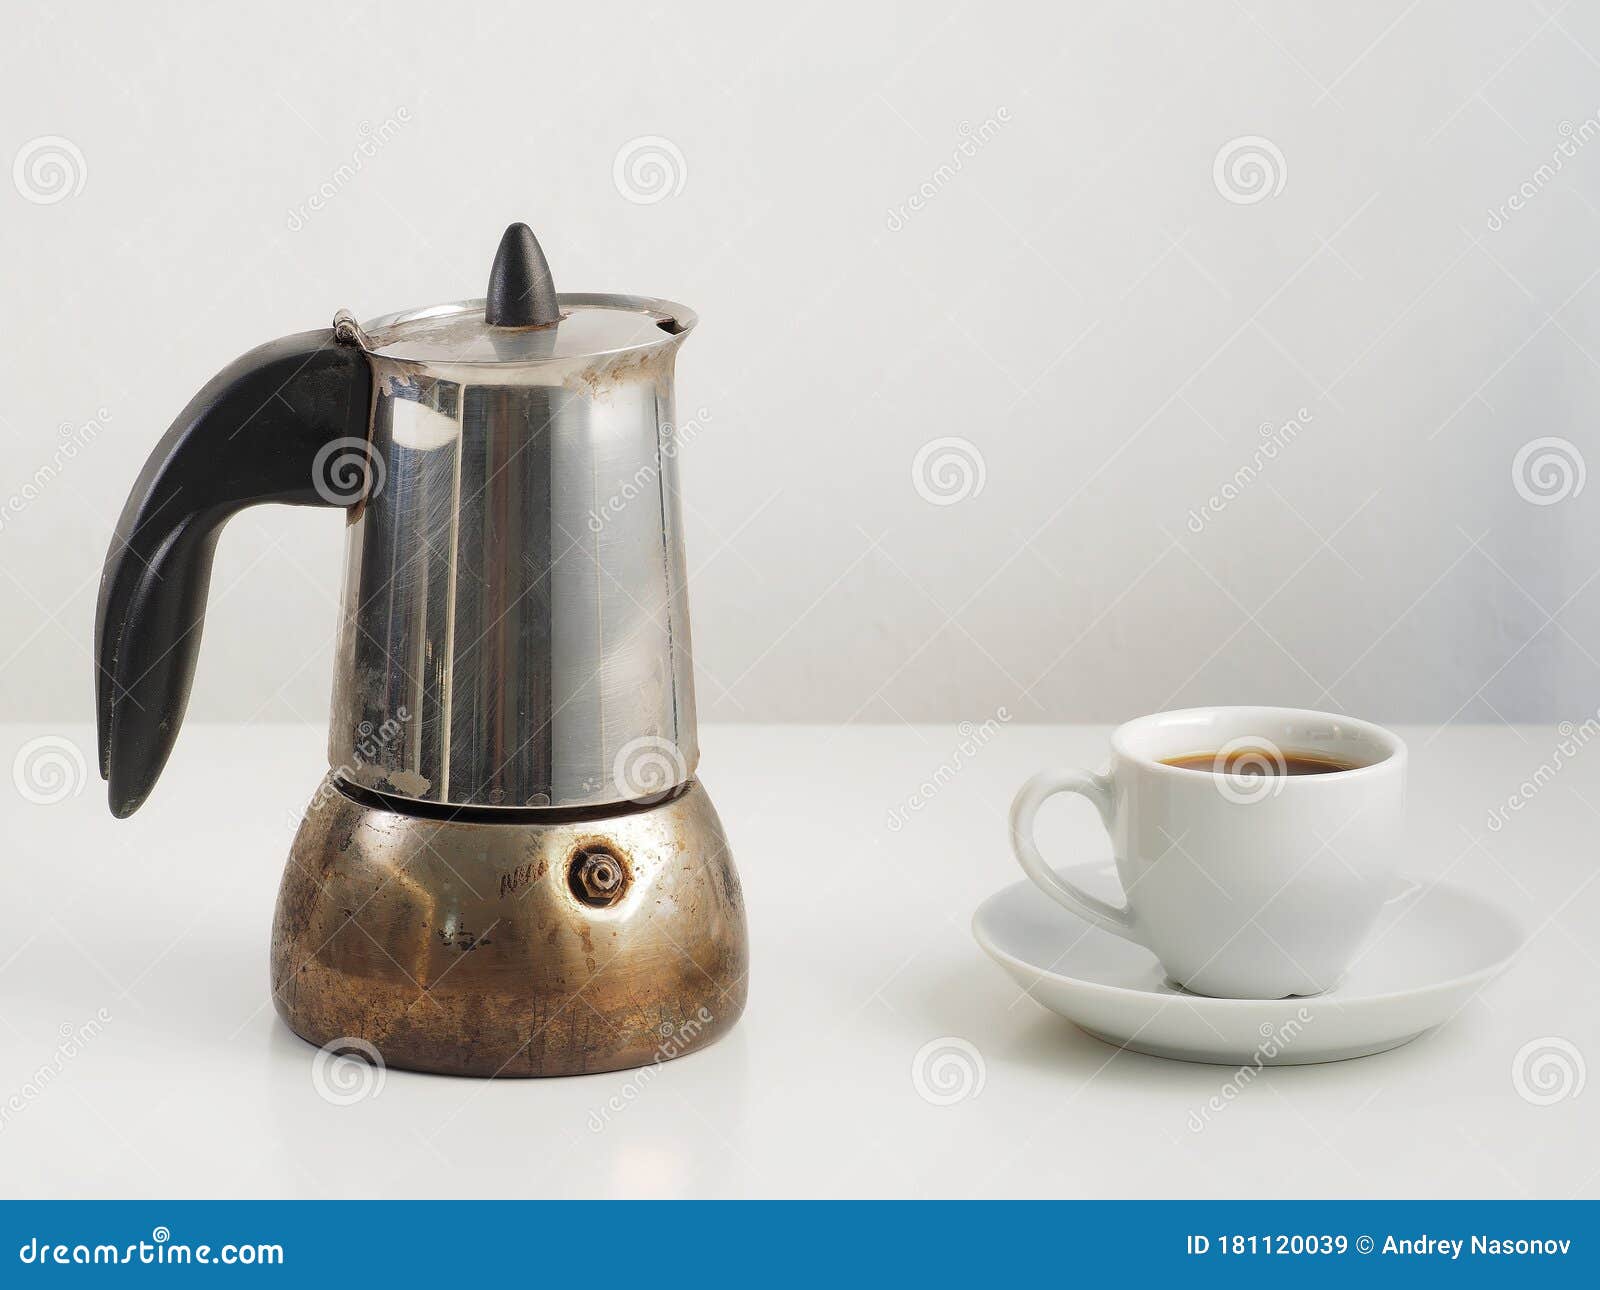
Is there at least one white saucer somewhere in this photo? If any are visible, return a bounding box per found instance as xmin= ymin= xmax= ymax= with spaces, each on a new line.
xmin=972 ymin=865 xmax=1524 ymax=1065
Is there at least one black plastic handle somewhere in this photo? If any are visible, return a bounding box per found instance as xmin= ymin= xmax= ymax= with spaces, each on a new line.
xmin=94 ymin=330 xmax=373 ymax=817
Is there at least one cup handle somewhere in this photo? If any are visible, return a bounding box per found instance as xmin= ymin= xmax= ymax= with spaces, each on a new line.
xmin=1009 ymin=768 xmax=1139 ymax=943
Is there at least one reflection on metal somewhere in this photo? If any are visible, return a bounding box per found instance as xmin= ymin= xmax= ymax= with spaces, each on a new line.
xmin=272 ymin=775 xmax=747 ymax=1078
xmin=327 ymin=295 xmax=701 ymax=810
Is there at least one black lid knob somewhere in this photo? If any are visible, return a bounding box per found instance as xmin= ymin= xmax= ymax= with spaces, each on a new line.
xmin=486 ymin=223 xmax=560 ymax=328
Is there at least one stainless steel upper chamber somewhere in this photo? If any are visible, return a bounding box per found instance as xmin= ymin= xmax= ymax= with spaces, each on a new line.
xmin=327 ymin=290 xmax=701 ymax=810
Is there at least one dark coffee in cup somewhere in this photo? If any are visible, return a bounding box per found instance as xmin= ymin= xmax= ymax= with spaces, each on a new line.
xmin=1161 ymin=749 xmax=1357 ymax=776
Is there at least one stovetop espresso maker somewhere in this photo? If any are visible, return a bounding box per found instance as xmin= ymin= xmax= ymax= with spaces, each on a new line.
xmin=95 ymin=224 xmax=747 ymax=1077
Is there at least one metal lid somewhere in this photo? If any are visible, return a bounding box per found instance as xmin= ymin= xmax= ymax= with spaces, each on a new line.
xmin=347 ymin=223 xmax=695 ymax=366
xmin=357 ymin=295 xmax=694 ymax=365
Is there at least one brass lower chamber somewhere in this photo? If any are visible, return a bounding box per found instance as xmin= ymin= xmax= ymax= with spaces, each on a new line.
xmin=271 ymin=776 xmax=748 ymax=1078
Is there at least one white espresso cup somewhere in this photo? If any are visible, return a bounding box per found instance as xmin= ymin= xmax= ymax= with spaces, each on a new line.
xmin=1008 ymin=706 xmax=1406 ymax=999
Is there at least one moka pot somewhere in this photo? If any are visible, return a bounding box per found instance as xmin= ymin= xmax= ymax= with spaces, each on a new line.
xmin=95 ymin=224 xmax=747 ymax=1077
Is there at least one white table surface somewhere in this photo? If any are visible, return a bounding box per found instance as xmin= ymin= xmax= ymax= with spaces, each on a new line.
xmin=1 ymin=721 xmax=1594 ymax=1200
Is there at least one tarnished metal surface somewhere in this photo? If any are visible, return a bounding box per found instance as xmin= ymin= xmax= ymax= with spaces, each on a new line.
xmin=326 ymin=293 xmax=700 ymax=810
xmin=271 ymin=775 xmax=747 ymax=1078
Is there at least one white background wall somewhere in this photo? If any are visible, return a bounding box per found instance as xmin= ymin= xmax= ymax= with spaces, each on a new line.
xmin=3 ymin=0 xmax=1598 ymax=727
